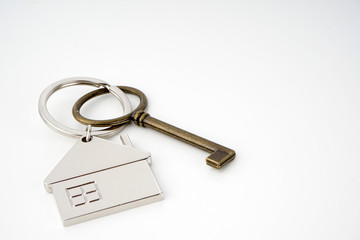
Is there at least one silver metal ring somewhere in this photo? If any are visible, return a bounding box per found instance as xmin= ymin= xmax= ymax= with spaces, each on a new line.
xmin=85 ymin=124 xmax=92 ymax=142
xmin=38 ymin=77 xmax=132 ymax=138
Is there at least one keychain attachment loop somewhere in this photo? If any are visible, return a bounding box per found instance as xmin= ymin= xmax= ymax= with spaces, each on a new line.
xmin=72 ymin=86 xmax=147 ymax=127
xmin=84 ymin=125 xmax=92 ymax=142
xmin=38 ymin=77 xmax=132 ymax=138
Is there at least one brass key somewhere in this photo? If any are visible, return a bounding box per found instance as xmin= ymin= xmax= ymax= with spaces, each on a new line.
xmin=72 ymin=86 xmax=236 ymax=169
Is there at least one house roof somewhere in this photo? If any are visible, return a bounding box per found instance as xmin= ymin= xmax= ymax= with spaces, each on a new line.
xmin=44 ymin=137 xmax=151 ymax=193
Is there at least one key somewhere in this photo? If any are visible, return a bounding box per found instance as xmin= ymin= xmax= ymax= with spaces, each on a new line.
xmin=72 ymin=86 xmax=236 ymax=169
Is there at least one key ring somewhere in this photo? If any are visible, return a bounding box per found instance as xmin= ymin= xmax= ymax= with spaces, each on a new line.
xmin=38 ymin=77 xmax=132 ymax=138
xmin=72 ymin=86 xmax=148 ymax=127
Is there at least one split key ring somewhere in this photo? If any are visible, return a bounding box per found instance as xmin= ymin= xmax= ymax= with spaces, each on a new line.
xmin=38 ymin=77 xmax=132 ymax=138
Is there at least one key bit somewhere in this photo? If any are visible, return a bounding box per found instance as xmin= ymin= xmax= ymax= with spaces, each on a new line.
xmin=72 ymin=86 xmax=236 ymax=169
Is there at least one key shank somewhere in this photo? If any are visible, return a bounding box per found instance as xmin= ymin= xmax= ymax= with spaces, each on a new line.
xmin=133 ymin=111 xmax=235 ymax=169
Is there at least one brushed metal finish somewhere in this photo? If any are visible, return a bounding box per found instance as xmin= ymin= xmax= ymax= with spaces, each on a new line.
xmin=45 ymin=136 xmax=163 ymax=226
xmin=38 ymin=77 xmax=132 ymax=138
xmin=72 ymin=86 xmax=236 ymax=169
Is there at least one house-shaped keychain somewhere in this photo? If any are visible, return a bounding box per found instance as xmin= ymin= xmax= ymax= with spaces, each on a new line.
xmin=44 ymin=135 xmax=163 ymax=226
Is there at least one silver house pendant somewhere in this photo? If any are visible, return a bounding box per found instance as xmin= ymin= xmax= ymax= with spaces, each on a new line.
xmin=44 ymin=136 xmax=163 ymax=226
xmin=38 ymin=78 xmax=163 ymax=226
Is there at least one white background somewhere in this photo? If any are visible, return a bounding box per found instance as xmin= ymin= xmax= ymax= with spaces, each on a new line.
xmin=0 ymin=1 xmax=359 ymax=239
